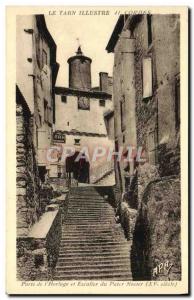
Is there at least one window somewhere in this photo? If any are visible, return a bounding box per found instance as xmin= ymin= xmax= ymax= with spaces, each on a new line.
xmin=99 ymin=99 xmax=105 ymax=107
xmin=36 ymin=129 xmax=38 ymax=148
xmin=175 ymin=75 xmax=180 ymax=129
xmin=143 ymin=57 xmax=152 ymax=99
xmin=44 ymin=100 xmax=48 ymax=123
xmin=48 ymin=107 xmax=52 ymax=125
xmin=74 ymin=139 xmax=80 ymax=145
xmin=42 ymin=49 xmax=47 ymax=66
xmin=35 ymin=34 xmax=41 ymax=68
xmin=147 ymin=15 xmax=152 ymax=46
xmin=147 ymin=130 xmax=157 ymax=165
xmin=61 ymin=95 xmax=67 ymax=103
xmin=120 ymin=96 xmax=126 ymax=132
xmin=123 ymin=134 xmax=125 ymax=144
xmin=39 ymin=115 xmax=42 ymax=127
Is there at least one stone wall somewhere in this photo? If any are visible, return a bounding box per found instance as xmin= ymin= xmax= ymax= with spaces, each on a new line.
xmin=16 ymin=89 xmax=42 ymax=237
xmin=157 ymin=134 xmax=180 ymax=177
xmin=137 ymin=162 xmax=159 ymax=206
xmin=17 ymin=208 xmax=62 ymax=281
xmin=131 ymin=176 xmax=181 ymax=281
xmin=16 ymin=87 xmax=55 ymax=236
xmin=110 ymin=185 xmax=137 ymax=241
xmin=132 ymin=14 xmax=180 ymax=173
xmin=117 ymin=201 xmax=137 ymax=241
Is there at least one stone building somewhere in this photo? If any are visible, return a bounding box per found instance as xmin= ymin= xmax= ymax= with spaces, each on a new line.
xmin=16 ymin=16 xmax=63 ymax=280
xmin=17 ymin=15 xmax=59 ymax=182
xmin=51 ymin=46 xmax=115 ymax=184
xmin=106 ymin=14 xmax=181 ymax=280
xmin=106 ymin=14 xmax=180 ymax=204
xmin=16 ymin=15 xmax=59 ymax=236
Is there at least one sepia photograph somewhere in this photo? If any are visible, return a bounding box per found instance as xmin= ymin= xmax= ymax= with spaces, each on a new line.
xmin=6 ymin=6 xmax=188 ymax=295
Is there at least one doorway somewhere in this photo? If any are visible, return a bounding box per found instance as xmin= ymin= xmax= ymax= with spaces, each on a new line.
xmin=66 ymin=151 xmax=90 ymax=183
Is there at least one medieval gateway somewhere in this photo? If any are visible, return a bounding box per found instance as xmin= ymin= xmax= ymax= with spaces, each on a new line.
xmin=16 ymin=14 xmax=180 ymax=281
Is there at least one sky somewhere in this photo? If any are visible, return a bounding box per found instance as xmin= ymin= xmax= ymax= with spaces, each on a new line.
xmin=45 ymin=14 xmax=118 ymax=88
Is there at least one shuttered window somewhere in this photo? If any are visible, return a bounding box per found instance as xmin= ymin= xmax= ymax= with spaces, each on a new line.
xmin=120 ymin=96 xmax=126 ymax=132
xmin=143 ymin=57 xmax=152 ymax=99
xmin=147 ymin=130 xmax=157 ymax=165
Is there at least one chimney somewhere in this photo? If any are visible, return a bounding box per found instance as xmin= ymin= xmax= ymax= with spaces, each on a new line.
xmin=99 ymin=72 xmax=108 ymax=93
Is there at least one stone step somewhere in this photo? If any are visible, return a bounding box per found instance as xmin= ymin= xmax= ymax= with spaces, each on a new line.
xmin=64 ymin=217 xmax=115 ymax=221
xmin=69 ymin=196 xmax=104 ymax=199
xmin=67 ymin=210 xmax=113 ymax=214
xmin=68 ymin=202 xmax=111 ymax=207
xmin=61 ymin=228 xmax=123 ymax=233
xmin=59 ymin=248 xmax=130 ymax=254
xmin=66 ymin=214 xmax=113 ymax=218
xmin=68 ymin=204 xmax=113 ymax=208
xmin=54 ymin=272 xmax=132 ymax=280
xmin=60 ymin=237 xmax=126 ymax=243
xmin=61 ymin=232 xmax=125 ymax=238
xmin=55 ymin=264 xmax=131 ymax=272
xmin=59 ymin=248 xmax=130 ymax=256
xmin=69 ymin=195 xmax=104 ymax=199
xmin=69 ymin=194 xmax=103 ymax=198
xmin=70 ymin=188 xmax=102 ymax=191
xmin=65 ymin=215 xmax=114 ymax=219
xmin=54 ymin=267 xmax=131 ymax=275
xmin=61 ymin=236 xmax=125 ymax=242
xmin=62 ymin=224 xmax=123 ymax=235
xmin=64 ymin=218 xmax=114 ymax=222
xmin=65 ymin=213 xmax=114 ymax=217
xmin=62 ymin=225 xmax=122 ymax=230
xmin=68 ymin=201 xmax=106 ymax=205
xmin=66 ymin=213 xmax=113 ymax=217
xmin=69 ymin=202 xmax=106 ymax=205
xmin=64 ymin=220 xmax=115 ymax=223
xmin=67 ymin=205 xmax=112 ymax=210
xmin=62 ymin=229 xmax=123 ymax=235
xmin=70 ymin=188 xmax=101 ymax=191
xmin=61 ymin=235 xmax=125 ymax=241
xmin=59 ymin=241 xmax=128 ymax=248
xmin=58 ymin=253 xmax=130 ymax=259
xmin=68 ymin=206 xmax=113 ymax=210
xmin=64 ymin=221 xmax=114 ymax=224
xmin=57 ymin=255 xmax=129 ymax=266
xmin=68 ymin=206 xmax=115 ymax=214
xmin=69 ymin=193 xmax=103 ymax=196
xmin=67 ymin=209 xmax=113 ymax=213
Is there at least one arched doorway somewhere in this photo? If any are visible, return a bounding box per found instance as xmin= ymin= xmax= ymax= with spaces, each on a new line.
xmin=66 ymin=151 xmax=90 ymax=184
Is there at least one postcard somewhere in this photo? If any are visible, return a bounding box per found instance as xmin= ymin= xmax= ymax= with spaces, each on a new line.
xmin=6 ymin=6 xmax=188 ymax=295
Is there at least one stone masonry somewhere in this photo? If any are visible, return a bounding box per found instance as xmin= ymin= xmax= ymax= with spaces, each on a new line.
xmin=16 ymin=87 xmax=42 ymax=237
xmin=106 ymin=14 xmax=181 ymax=280
xmin=131 ymin=176 xmax=181 ymax=281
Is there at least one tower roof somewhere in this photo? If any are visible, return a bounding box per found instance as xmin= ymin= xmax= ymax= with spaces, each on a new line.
xmin=76 ymin=46 xmax=83 ymax=56
xmin=67 ymin=46 xmax=92 ymax=64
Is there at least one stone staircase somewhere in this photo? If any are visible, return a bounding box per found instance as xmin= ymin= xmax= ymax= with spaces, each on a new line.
xmin=54 ymin=186 xmax=132 ymax=280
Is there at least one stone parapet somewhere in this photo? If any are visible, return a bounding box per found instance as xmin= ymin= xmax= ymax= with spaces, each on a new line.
xmin=17 ymin=206 xmax=62 ymax=281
